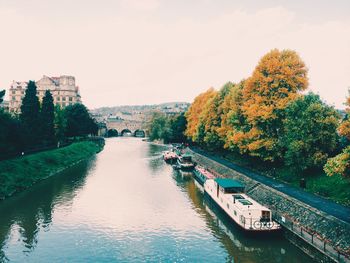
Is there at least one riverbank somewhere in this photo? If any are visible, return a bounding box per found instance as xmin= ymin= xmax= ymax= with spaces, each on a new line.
xmin=198 ymin=148 xmax=350 ymax=207
xmin=188 ymin=148 xmax=350 ymax=262
xmin=0 ymin=141 xmax=104 ymax=200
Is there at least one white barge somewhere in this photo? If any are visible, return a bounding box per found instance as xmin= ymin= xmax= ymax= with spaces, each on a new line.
xmin=204 ymin=178 xmax=280 ymax=232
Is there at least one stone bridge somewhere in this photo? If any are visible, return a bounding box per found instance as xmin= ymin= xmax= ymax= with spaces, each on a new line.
xmin=105 ymin=119 xmax=146 ymax=137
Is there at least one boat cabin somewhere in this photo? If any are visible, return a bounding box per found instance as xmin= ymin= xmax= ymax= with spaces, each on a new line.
xmin=179 ymin=154 xmax=193 ymax=163
xmin=214 ymin=178 xmax=245 ymax=196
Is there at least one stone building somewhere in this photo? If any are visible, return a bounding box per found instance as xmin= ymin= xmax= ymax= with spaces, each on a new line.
xmin=8 ymin=75 xmax=81 ymax=113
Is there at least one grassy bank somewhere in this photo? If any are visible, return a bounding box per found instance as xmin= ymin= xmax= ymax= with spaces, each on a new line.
xmin=213 ymin=150 xmax=350 ymax=207
xmin=0 ymin=141 xmax=104 ymax=200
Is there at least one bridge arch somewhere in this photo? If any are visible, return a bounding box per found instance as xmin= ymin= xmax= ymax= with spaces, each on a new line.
xmin=134 ymin=129 xmax=145 ymax=138
xmin=121 ymin=129 xmax=132 ymax=136
xmin=107 ymin=129 xmax=119 ymax=137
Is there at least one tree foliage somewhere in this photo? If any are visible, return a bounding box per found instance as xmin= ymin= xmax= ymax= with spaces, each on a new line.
xmin=282 ymin=93 xmax=340 ymax=172
xmin=0 ymin=90 xmax=5 ymax=104
xmin=54 ymin=105 xmax=67 ymax=143
xmin=338 ymin=90 xmax=350 ymax=141
xmin=0 ymin=111 xmax=23 ymax=154
xmin=324 ymin=92 xmax=350 ymax=177
xmin=41 ymin=90 xmax=55 ymax=145
xmin=324 ymin=146 xmax=350 ymax=177
xmin=148 ymin=112 xmax=187 ymax=143
xmin=64 ymin=104 xmax=98 ymax=137
xmin=201 ymin=82 xmax=234 ymax=150
xmin=20 ymin=81 xmax=41 ymax=148
xmin=218 ymin=81 xmax=246 ymax=152
xmin=185 ymin=88 xmax=217 ymax=142
xmin=237 ymin=49 xmax=308 ymax=161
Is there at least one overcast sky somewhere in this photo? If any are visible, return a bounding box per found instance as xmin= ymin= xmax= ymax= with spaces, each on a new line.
xmin=1 ymin=0 xmax=349 ymax=109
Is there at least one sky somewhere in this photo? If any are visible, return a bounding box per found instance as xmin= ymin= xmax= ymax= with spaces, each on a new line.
xmin=0 ymin=0 xmax=349 ymax=109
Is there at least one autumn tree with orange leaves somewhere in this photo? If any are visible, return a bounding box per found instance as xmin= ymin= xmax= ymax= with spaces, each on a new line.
xmin=324 ymin=91 xmax=350 ymax=177
xmin=200 ymin=82 xmax=234 ymax=150
xmin=218 ymin=81 xmax=246 ymax=151
xmin=236 ymin=49 xmax=308 ymax=161
xmin=185 ymin=88 xmax=217 ymax=143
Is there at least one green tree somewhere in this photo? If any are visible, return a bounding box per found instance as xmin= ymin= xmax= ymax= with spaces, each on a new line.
xmin=64 ymin=104 xmax=97 ymax=137
xmin=41 ymin=90 xmax=55 ymax=145
xmin=202 ymin=82 xmax=234 ymax=150
xmin=148 ymin=112 xmax=170 ymax=142
xmin=282 ymin=93 xmax=340 ymax=172
xmin=20 ymin=81 xmax=41 ymax=148
xmin=168 ymin=113 xmax=187 ymax=143
xmin=239 ymin=49 xmax=308 ymax=161
xmin=0 ymin=90 xmax=5 ymax=104
xmin=54 ymin=105 xmax=67 ymax=143
xmin=324 ymin=146 xmax=350 ymax=177
xmin=0 ymin=111 xmax=23 ymax=155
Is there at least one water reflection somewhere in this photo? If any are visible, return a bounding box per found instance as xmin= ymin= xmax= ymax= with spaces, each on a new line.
xmin=0 ymin=159 xmax=95 ymax=262
xmin=0 ymin=139 xmax=313 ymax=262
xmin=171 ymin=169 xmax=314 ymax=263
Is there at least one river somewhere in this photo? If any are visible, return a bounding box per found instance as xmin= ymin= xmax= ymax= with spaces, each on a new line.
xmin=0 ymin=138 xmax=314 ymax=262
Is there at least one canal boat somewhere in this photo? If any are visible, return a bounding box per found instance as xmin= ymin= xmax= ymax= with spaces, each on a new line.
xmin=193 ymin=166 xmax=215 ymax=186
xmin=176 ymin=154 xmax=195 ymax=170
xmin=204 ymin=178 xmax=280 ymax=232
xmin=163 ymin=151 xmax=178 ymax=163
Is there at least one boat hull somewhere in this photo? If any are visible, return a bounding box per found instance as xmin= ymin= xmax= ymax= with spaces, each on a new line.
xmin=204 ymin=181 xmax=281 ymax=233
xmin=203 ymin=192 xmax=281 ymax=236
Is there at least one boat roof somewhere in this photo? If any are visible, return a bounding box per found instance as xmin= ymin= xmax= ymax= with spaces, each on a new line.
xmin=215 ymin=178 xmax=244 ymax=189
xmin=196 ymin=166 xmax=215 ymax=179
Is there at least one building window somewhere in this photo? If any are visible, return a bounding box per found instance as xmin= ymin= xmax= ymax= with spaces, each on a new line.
xmin=12 ymin=96 xmax=16 ymax=101
xmin=69 ymin=97 xmax=73 ymax=101
xmin=62 ymin=97 xmax=66 ymax=101
xmin=12 ymin=90 xmax=16 ymax=94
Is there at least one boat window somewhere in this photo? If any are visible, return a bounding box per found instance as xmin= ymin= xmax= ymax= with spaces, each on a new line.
xmin=227 ymin=204 xmax=229 ymax=209
xmin=234 ymin=210 xmax=237 ymax=216
xmin=238 ymin=199 xmax=253 ymax=205
xmin=262 ymin=210 xmax=270 ymax=219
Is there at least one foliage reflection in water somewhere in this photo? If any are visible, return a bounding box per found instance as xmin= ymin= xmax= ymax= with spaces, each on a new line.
xmin=0 ymin=138 xmax=314 ymax=262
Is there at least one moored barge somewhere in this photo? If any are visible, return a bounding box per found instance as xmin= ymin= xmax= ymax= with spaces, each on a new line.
xmin=176 ymin=154 xmax=195 ymax=170
xmin=204 ymin=178 xmax=280 ymax=232
xmin=193 ymin=165 xmax=215 ymax=186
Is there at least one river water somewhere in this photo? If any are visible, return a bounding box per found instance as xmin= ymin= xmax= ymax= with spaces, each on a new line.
xmin=0 ymin=138 xmax=313 ymax=263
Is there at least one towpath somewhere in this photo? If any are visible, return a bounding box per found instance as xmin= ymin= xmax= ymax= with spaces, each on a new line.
xmin=190 ymin=147 xmax=350 ymax=224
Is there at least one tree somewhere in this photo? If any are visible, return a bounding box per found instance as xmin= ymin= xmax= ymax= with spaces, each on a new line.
xmin=20 ymin=81 xmax=41 ymax=148
xmin=338 ymin=89 xmax=350 ymax=141
xmin=201 ymin=82 xmax=234 ymax=150
xmin=64 ymin=104 xmax=97 ymax=137
xmin=324 ymin=91 xmax=350 ymax=177
xmin=324 ymin=146 xmax=350 ymax=177
xmin=185 ymin=88 xmax=217 ymax=143
xmin=238 ymin=49 xmax=308 ymax=161
xmin=168 ymin=113 xmax=187 ymax=143
xmin=41 ymin=90 xmax=55 ymax=145
xmin=0 ymin=111 xmax=23 ymax=155
xmin=0 ymin=90 xmax=5 ymax=104
xmin=218 ymin=81 xmax=246 ymax=151
xmin=282 ymin=93 xmax=340 ymax=172
xmin=148 ymin=112 xmax=170 ymax=142
xmin=54 ymin=105 xmax=67 ymax=143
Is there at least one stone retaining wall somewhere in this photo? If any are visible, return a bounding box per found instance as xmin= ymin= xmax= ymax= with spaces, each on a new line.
xmin=190 ymin=150 xmax=350 ymax=262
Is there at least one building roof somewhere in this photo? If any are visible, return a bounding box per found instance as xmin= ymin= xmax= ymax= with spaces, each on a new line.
xmin=215 ymin=178 xmax=245 ymax=189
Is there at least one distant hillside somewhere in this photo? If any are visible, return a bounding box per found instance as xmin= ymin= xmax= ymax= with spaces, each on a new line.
xmin=92 ymin=102 xmax=190 ymax=116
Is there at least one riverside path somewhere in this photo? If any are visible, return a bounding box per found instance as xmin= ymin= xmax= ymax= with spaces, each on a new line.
xmin=190 ymin=147 xmax=350 ymax=224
